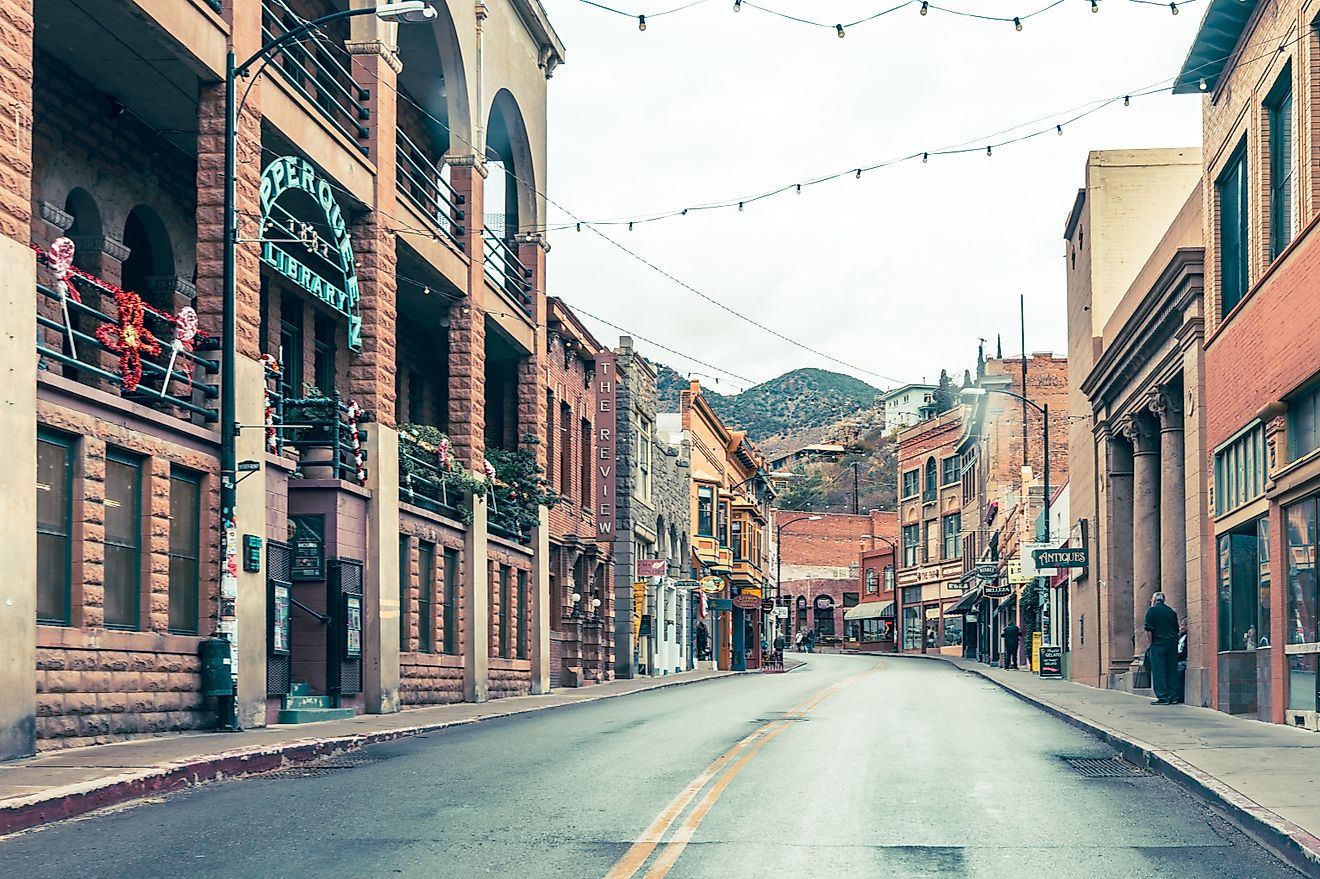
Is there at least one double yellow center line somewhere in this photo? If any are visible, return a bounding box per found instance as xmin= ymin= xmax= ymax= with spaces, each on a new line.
xmin=603 ymin=664 xmax=880 ymax=879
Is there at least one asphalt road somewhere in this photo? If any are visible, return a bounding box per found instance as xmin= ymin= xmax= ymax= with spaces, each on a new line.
xmin=0 ymin=654 xmax=1303 ymax=878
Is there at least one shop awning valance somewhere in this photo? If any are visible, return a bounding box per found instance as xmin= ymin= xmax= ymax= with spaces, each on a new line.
xmin=945 ymin=589 xmax=981 ymax=616
xmin=844 ymin=601 xmax=894 ymax=621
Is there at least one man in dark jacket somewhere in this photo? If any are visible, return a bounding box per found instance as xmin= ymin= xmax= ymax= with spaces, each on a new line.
xmin=1001 ymin=621 xmax=1021 ymax=669
xmin=1144 ymin=592 xmax=1179 ymax=705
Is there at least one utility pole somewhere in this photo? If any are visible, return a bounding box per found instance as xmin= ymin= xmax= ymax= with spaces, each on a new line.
xmin=852 ymin=461 xmax=860 ymax=516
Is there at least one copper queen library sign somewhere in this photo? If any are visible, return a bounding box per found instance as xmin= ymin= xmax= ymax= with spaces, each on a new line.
xmin=595 ymin=352 xmax=618 ymax=541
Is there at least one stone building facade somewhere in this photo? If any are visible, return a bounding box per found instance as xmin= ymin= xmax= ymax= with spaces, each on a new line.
xmin=544 ymin=298 xmax=615 ymax=687
xmin=3 ymin=0 xmax=568 ymax=758
xmin=1062 ymin=148 xmax=1203 ymax=690
xmin=611 ymin=338 xmax=692 ymax=678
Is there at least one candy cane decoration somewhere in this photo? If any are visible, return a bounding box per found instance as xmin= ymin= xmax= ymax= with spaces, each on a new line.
xmin=261 ymin=353 xmax=280 ymax=453
xmin=158 ymin=306 xmax=198 ymax=398
xmin=483 ymin=457 xmax=498 ymax=513
xmin=347 ymin=402 xmax=367 ymax=486
xmin=46 ymin=237 xmax=78 ymax=359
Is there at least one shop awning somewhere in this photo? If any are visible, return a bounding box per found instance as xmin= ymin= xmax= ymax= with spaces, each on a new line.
xmin=945 ymin=589 xmax=981 ymax=616
xmin=844 ymin=601 xmax=894 ymax=621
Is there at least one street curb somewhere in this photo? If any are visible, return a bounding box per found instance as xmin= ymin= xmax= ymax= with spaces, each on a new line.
xmin=907 ymin=654 xmax=1320 ymax=877
xmin=0 ymin=671 xmax=734 ymax=838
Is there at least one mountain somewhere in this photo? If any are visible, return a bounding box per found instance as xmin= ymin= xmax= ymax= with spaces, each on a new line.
xmin=655 ymin=365 xmax=882 ymax=444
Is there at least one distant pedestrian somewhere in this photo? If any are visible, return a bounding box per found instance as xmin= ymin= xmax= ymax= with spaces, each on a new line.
xmin=794 ymin=630 xmax=804 ymax=652
xmin=1001 ymin=621 xmax=1021 ymax=669
xmin=804 ymin=630 xmax=815 ymax=653
xmin=695 ymin=621 xmax=710 ymax=662
xmin=1145 ymin=592 xmax=1179 ymax=705
xmin=1174 ymin=620 xmax=1188 ymax=705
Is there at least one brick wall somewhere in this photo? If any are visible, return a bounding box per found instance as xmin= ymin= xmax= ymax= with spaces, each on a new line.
xmin=397 ymin=510 xmax=466 ymax=706
xmin=486 ymin=538 xmax=533 ymax=696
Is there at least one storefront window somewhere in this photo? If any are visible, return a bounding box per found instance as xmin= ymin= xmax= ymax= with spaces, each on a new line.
xmin=924 ymin=605 xmax=940 ymax=648
xmin=814 ymin=607 xmax=835 ymax=637
xmin=697 ymin=486 xmax=713 ymax=536
xmin=104 ymin=451 xmax=142 ymax=630
xmin=861 ymin=618 xmax=893 ymax=641
xmin=1218 ymin=516 xmax=1269 ymax=651
xmin=902 ymin=605 xmax=921 ymax=650
xmin=1287 ymin=654 xmax=1318 ymax=713
xmin=943 ymin=614 xmax=963 ymax=647
xmin=36 ymin=432 xmax=74 ymax=626
xmin=1286 ymin=499 xmax=1318 ymax=645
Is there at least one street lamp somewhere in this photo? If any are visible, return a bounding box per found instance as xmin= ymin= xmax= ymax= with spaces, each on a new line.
xmin=774 ymin=514 xmax=821 ymax=642
xmin=218 ymin=2 xmax=436 ymax=729
xmin=959 ymin=387 xmax=1050 ymax=542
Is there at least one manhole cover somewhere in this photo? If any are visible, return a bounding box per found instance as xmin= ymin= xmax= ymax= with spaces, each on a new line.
xmin=1060 ymin=756 xmax=1149 ymax=778
xmin=264 ymin=753 xmax=383 ymax=779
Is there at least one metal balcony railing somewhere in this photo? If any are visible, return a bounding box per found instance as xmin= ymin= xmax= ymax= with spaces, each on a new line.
xmin=280 ymin=390 xmax=370 ymax=483
xmin=482 ymin=229 xmax=533 ymax=315
xmin=261 ymin=0 xmax=371 ymax=154
xmin=398 ymin=434 xmax=465 ymax=520
xmin=396 ymin=129 xmax=466 ymax=250
xmin=35 ymin=269 xmax=220 ymax=423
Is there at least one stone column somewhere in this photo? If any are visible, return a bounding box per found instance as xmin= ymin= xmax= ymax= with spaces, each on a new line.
xmin=462 ymin=491 xmax=490 ymax=702
xmin=1155 ymin=386 xmax=1187 ymax=623
xmin=0 ymin=241 xmax=38 ymax=759
xmin=530 ymin=506 xmax=551 ymax=694
xmin=1127 ymin=412 xmax=1160 ymax=681
xmin=1101 ymin=427 xmax=1135 ymax=679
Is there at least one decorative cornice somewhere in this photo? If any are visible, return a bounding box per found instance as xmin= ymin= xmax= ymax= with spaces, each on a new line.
xmin=1152 ymin=385 xmax=1184 ymax=431
xmin=38 ymin=201 xmax=73 ymax=231
xmin=147 ymin=276 xmax=197 ymax=301
xmin=1120 ymin=411 xmax=1160 ymax=454
xmin=346 ymin=39 xmax=403 ymax=74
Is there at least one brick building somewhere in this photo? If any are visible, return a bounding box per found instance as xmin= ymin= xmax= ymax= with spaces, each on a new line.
xmin=544 ymin=299 xmax=615 ymax=687
xmin=612 ymin=338 xmax=692 ymax=678
xmin=953 ymin=354 xmax=1070 ymax=667
xmin=2 ymin=0 xmax=568 ymax=759
xmin=895 ymin=408 xmax=967 ymax=654
xmin=773 ymin=511 xmax=898 ymax=647
xmin=848 ymin=543 xmax=898 ymax=651
xmin=1173 ymin=0 xmax=1320 ymax=726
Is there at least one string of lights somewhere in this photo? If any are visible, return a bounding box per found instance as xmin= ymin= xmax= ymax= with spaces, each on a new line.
xmin=245 ymin=6 xmax=1298 ymax=391
xmin=577 ymin=0 xmax=1199 ymax=36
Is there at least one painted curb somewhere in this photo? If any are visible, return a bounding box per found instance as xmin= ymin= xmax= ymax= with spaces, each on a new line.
xmin=906 ymin=654 xmax=1320 ymax=877
xmin=0 ymin=671 xmax=734 ymax=837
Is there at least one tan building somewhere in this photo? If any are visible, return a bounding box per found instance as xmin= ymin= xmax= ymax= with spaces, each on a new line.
xmin=677 ymin=382 xmax=773 ymax=671
xmin=895 ymin=408 xmax=966 ymax=654
xmin=1062 ymin=149 xmax=1203 ymax=690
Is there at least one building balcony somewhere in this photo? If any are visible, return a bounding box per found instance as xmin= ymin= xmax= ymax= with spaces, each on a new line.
xmin=482 ymin=230 xmax=534 ymax=317
xmin=35 ymin=253 xmax=220 ymax=424
xmin=396 ymin=129 xmax=466 ymax=252
xmin=730 ymin=558 xmax=764 ymax=585
xmin=262 ymin=0 xmax=372 ymax=155
xmin=268 ymin=381 xmax=372 ymax=484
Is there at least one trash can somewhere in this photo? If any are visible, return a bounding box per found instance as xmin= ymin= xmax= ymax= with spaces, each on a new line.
xmin=199 ymin=637 xmax=235 ymax=697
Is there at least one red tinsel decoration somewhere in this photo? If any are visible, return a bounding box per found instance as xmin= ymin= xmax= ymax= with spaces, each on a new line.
xmin=95 ymin=290 xmax=162 ymax=391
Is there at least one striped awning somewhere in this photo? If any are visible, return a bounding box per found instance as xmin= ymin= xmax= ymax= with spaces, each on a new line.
xmin=844 ymin=601 xmax=894 ymax=621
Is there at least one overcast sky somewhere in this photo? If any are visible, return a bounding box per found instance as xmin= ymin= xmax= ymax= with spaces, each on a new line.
xmin=542 ymin=0 xmax=1204 ymax=393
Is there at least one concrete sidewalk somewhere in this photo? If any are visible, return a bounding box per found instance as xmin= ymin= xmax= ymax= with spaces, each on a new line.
xmin=0 ymin=668 xmax=732 ymax=836
xmin=916 ymin=653 xmax=1320 ymax=875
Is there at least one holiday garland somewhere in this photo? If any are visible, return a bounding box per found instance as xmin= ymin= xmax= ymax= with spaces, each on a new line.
xmin=261 ymin=353 xmax=281 ymax=454
xmin=34 ymin=240 xmax=212 ymax=395
xmin=346 ymin=401 xmax=368 ymax=486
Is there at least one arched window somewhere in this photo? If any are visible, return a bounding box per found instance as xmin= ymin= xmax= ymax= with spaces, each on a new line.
xmin=924 ymin=457 xmax=937 ymax=501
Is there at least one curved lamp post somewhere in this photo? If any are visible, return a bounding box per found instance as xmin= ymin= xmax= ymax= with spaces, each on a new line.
xmin=218 ymin=2 xmax=437 ymax=730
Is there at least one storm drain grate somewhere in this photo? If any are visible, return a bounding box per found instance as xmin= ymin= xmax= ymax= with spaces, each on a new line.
xmin=263 ymin=753 xmax=384 ymax=779
xmin=1060 ymin=756 xmax=1150 ymax=778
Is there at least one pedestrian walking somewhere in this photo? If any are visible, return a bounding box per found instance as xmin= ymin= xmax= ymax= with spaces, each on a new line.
xmin=695 ymin=621 xmax=710 ymax=662
xmin=804 ymin=630 xmax=815 ymax=653
xmin=1145 ymin=591 xmax=1179 ymax=705
xmin=794 ymin=630 xmax=804 ymax=652
xmin=1001 ymin=621 xmax=1021 ymax=669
